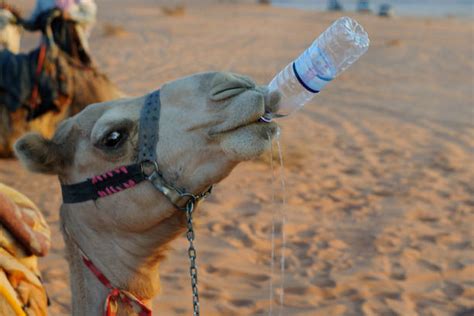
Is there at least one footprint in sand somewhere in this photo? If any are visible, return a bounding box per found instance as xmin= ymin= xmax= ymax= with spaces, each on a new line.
xmin=375 ymin=231 xmax=404 ymax=255
xmin=311 ymin=272 xmax=337 ymax=288
xmin=207 ymin=222 xmax=255 ymax=247
xmin=437 ymin=232 xmax=471 ymax=250
xmin=417 ymin=259 xmax=442 ymax=272
xmin=229 ymin=298 xmax=255 ymax=308
xmin=389 ymin=261 xmax=406 ymax=280
xmin=442 ymin=281 xmax=465 ymax=300
xmin=205 ymin=264 xmax=270 ymax=283
xmin=235 ymin=200 xmax=262 ymax=217
xmin=297 ymin=228 xmax=317 ymax=239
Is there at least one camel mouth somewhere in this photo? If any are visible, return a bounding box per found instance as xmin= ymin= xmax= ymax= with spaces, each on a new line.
xmin=209 ymin=119 xmax=278 ymax=137
xmin=237 ymin=120 xmax=278 ymax=133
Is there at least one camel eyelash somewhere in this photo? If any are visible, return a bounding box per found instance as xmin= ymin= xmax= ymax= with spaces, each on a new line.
xmin=94 ymin=126 xmax=128 ymax=150
xmin=94 ymin=120 xmax=135 ymax=149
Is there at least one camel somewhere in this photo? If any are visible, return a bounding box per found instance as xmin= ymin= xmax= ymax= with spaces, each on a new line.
xmin=14 ymin=71 xmax=280 ymax=315
xmin=0 ymin=61 xmax=124 ymax=158
xmin=0 ymin=7 xmax=123 ymax=158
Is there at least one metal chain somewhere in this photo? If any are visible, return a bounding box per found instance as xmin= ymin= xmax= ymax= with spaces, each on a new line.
xmin=185 ymin=200 xmax=200 ymax=316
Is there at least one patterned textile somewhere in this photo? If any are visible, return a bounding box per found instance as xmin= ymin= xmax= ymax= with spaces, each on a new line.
xmin=0 ymin=183 xmax=50 ymax=258
xmin=0 ymin=183 xmax=50 ymax=316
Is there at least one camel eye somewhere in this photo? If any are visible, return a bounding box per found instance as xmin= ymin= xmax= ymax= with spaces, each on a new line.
xmin=101 ymin=130 xmax=127 ymax=149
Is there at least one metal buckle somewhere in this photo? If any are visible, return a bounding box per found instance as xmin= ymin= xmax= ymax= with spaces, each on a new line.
xmin=140 ymin=160 xmax=159 ymax=180
xmin=180 ymin=185 xmax=213 ymax=205
xmin=180 ymin=192 xmax=198 ymax=204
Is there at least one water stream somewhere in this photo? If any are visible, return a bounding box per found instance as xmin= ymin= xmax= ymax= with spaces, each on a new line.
xmin=276 ymin=139 xmax=287 ymax=316
xmin=268 ymin=136 xmax=276 ymax=316
xmin=267 ymin=133 xmax=288 ymax=316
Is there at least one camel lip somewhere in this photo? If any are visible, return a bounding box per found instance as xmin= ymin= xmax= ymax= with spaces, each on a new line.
xmin=208 ymin=120 xmax=278 ymax=138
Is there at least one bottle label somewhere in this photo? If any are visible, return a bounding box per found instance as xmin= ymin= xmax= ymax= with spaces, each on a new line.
xmin=293 ymin=48 xmax=334 ymax=93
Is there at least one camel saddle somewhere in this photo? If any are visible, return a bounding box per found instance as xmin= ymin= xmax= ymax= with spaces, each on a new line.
xmin=0 ymin=46 xmax=72 ymax=120
xmin=0 ymin=183 xmax=50 ymax=315
xmin=0 ymin=183 xmax=50 ymax=257
xmin=0 ymin=9 xmax=74 ymax=120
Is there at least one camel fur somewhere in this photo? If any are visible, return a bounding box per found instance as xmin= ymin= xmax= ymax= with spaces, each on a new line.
xmin=15 ymin=71 xmax=279 ymax=315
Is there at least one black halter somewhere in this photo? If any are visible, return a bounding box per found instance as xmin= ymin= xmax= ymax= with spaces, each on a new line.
xmin=60 ymin=90 xmax=212 ymax=208
xmin=61 ymin=90 xmax=209 ymax=315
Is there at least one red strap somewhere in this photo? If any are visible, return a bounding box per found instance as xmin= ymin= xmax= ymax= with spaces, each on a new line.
xmin=82 ymin=254 xmax=152 ymax=316
xmin=29 ymin=43 xmax=47 ymax=110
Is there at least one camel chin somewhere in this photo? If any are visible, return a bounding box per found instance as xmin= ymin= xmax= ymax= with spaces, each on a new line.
xmin=219 ymin=121 xmax=279 ymax=161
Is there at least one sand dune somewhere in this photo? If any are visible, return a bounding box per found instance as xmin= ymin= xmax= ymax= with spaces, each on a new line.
xmin=3 ymin=1 xmax=474 ymax=315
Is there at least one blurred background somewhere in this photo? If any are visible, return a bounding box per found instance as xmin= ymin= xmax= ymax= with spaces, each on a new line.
xmin=273 ymin=0 xmax=474 ymax=18
xmin=2 ymin=0 xmax=473 ymax=315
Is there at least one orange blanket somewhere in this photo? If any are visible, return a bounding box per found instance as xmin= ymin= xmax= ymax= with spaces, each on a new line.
xmin=0 ymin=183 xmax=50 ymax=316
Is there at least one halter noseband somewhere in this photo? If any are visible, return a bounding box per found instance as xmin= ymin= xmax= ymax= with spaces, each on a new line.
xmin=60 ymin=90 xmax=212 ymax=208
xmin=60 ymin=89 xmax=211 ymax=315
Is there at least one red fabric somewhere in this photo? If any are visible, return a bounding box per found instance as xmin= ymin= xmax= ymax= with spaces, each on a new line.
xmin=81 ymin=254 xmax=152 ymax=316
xmin=30 ymin=43 xmax=47 ymax=109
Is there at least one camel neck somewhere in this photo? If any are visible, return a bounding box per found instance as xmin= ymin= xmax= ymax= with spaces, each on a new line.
xmin=60 ymin=207 xmax=157 ymax=315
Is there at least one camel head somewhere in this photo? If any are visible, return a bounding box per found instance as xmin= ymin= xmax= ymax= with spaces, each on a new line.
xmin=16 ymin=71 xmax=279 ymax=198
xmin=14 ymin=72 xmax=279 ymax=277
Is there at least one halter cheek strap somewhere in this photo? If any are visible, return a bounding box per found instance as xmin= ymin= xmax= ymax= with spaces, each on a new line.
xmin=138 ymin=90 xmax=161 ymax=162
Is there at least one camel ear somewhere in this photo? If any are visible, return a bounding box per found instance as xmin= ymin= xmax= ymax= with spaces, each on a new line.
xmin=14 ymin=133 xmax=66 ymax=175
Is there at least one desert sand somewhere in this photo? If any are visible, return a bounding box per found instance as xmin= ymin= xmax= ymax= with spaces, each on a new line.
xmin=2 ymin=0 xmax=473 ymax=315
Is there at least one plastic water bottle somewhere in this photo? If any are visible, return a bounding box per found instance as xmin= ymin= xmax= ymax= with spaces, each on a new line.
xmin=264 ymin=17 xmax=369 ymax=120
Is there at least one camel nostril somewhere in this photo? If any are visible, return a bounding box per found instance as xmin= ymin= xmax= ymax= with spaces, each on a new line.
xmin=210 ymin=87 xmax=248 ymax=101
xmin=209 ymin=72 xmax=255 ymax=101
